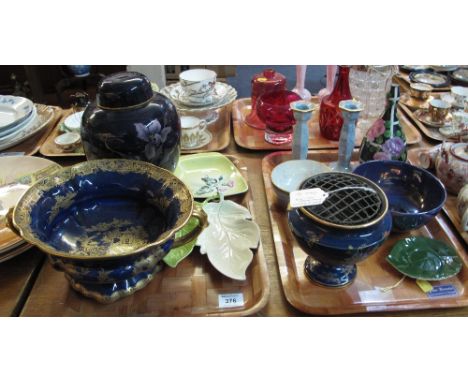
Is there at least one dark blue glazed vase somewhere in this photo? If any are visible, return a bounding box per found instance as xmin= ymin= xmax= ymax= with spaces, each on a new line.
xmin=288 ymin=172 xmax=392 ymax=287
xmin=81 ymin=72 xmax=181 ymax=172
xmin=9 ymin=159 xmax=207 ymax=303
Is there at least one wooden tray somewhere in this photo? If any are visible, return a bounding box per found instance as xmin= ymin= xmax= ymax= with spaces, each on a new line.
xmin=232 ymin=98 xmax=421 ymax=151
xmin=399 ymin=103 xmax=446 ymax=142
xmin=0 ymin=105 xmax=62 ymax=156
xmin=40 ymin=106 xmax=231 ymax=157
xmin=262 ymin=150 xmax=468 ymax=315
xmin=407 ymin=147 xmax=468 ymax=247
xmin=20 ymin=156 xmax=270 ymax=316
xmin=40 ymin=109 xmax=85 ymax=157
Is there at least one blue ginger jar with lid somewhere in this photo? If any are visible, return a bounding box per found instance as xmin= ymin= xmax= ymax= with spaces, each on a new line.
xmin=81 ymin=71 xmax=181 ymax=172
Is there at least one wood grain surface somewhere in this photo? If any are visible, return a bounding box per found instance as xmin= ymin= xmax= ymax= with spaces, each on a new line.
xmin=1 ymin=100 xmax=468 ymax=316
xmin=232 ymin=98 xmax=421 ymax=151
xmin=262 ymin=150 xmax=468 ymax=315
xmin=0 ymin=248 xmax=44 ymax=316
xmin=20 ymin=156 xmax=270 ymax=316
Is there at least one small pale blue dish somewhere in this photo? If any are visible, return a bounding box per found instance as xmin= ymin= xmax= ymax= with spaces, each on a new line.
xmin=9 ymin=159 xmax=207 ymax=303
xmin=271 ymin=159 xmax=331 ymax=206
xmin=353 ymin=160 xmax=447 ymax=232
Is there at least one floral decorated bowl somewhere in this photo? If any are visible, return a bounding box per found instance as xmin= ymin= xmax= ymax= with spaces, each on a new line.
xmin=6 ymin=159 xmax=207 ymax=303
xmin=288 ymin=172 xmax=392 ymax=287
xmin=354 ymin=160 xmax=447 ymax=232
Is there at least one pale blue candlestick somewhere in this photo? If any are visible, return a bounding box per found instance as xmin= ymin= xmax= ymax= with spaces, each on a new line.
xmin=335 ymin=99 xmax=364 ymax=172
xmin=290 ymin=100 xmax=316 ymax=160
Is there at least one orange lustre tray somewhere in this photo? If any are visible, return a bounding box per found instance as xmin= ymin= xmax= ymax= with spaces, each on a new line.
xmin=232 ymin=98 xmax=421 ymax=151
xmin=408 ymin=147 xmax=468 ymax=247
xmin=20 ymin=156 xmax=269 ymax=317
xmin=1 ymin=105 xmax=62 ymax=156
xmin=262 ymin=150 xmax=468 ymax=315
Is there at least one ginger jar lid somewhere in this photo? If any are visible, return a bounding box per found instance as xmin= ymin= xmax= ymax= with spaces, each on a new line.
xmin=97 ymin=71 xmax=153 ymax=109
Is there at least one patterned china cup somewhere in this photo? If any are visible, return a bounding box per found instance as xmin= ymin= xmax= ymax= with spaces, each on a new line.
xmin=410 ymin=83 xmax=433 ymax=99
xmin=180 ymin=116 xmax=208 ymax=149
xmin=451 ymin=86 xmax=468 ymax=109
xmin=179 ymin=69 xmax=217 ymax=105
xmin=429 ymin=99 xmax=451 ymax=123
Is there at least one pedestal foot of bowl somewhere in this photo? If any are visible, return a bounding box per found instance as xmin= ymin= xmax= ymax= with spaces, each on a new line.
xmin=304 ymin=257 xmax=357 ymax=288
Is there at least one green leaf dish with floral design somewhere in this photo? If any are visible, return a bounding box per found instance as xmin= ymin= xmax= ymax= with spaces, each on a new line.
xmin=387 ymin=237 xmax=463 ymax=281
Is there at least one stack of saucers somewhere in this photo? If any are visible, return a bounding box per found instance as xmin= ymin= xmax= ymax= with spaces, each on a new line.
xmin=0 ymin=156 xmax=61 ymax=263
xmin=0 ymin=95 xmax=52 ymax=151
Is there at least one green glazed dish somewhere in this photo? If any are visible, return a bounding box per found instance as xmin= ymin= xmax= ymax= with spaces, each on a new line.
xmin=174 ymin=152 xmax=248 ymax=198
xmin=387 ymin=237 xmax=463 ymax=281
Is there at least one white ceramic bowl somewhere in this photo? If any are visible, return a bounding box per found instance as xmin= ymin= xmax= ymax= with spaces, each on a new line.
xmin=271 ymin=160 xmax=331 ymax=206
xmin=54 ymin=132 xmax=81 ymax=151
xmin=63 ymin=111 xmax=84 ymax=133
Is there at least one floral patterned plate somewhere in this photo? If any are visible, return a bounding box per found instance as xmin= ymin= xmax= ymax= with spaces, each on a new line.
xmin=174 ymin=152 xmax=248 ymax=198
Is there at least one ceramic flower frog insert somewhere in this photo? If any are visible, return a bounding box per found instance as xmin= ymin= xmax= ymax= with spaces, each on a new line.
xmin=196 ymin=198 xmax=260 ymax=280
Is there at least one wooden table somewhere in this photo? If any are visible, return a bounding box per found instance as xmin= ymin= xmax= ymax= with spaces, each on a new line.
xmin=2 ymin=107 xmax=468 ymax=316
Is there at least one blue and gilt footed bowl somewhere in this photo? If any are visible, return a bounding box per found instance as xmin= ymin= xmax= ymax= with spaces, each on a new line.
xmin=288 ymin=172 xmax=392 ymax=287
xmin=9 ymin=159 xmax=207 ymax=303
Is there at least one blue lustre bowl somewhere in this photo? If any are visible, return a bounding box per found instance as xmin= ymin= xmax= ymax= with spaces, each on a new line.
xmin=288 ymin=172 xmax=392 ymax=287
xmin=9 ymin=159 xmax=207 ymax=303
xmin=353 ymin=160 xmax=447 ymax=232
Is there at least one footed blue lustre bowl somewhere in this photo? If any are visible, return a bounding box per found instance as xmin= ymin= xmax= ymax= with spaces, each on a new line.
xmin=353 ymin=160 xmax=447 ymax=232
xmin=9 ymin=159 xmax=207 ymax=303
xmin=288 ymin=172 xmax=392 ymax=287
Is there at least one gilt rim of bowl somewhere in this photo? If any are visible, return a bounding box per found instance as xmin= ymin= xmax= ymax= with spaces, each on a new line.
xmin=12 ymin=159 xmax=194 ymax=261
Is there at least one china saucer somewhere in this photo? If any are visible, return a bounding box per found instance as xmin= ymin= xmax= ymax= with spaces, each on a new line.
xmin=399 ymin=93 xmax=431 ymax=110
xmin=409 ymin=71 xmax=450 ymax=88
xmin=415 ymin=109 xmax=452 ymax=128
xmin=439 ymin=126 xmax=467 ymax=139
xmin=168 ymin=82 xmax=228 ymax=107
xmin=182 ymin=130 xmax=213 ymax=150
xmin=161 ymin=82 xmax=237 ymax=112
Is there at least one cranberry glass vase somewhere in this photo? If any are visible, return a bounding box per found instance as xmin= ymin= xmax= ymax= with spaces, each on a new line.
xmin=257 ymin=90 xmax=301 ymax=144
xmin=319 ymin=65 xmax=352 ymax=141
xmin=246 ymin=69 xmax=286 ymax=130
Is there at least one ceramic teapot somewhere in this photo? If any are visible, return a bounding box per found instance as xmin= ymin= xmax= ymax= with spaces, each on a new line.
xmin=434 ymin=142 xmax=468 ymax=195
xmin=81 ymin=72 xmax=181 ymax=172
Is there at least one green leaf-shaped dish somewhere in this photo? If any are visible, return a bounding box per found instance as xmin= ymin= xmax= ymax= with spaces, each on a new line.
xmin=387 ymin=237 xmax=463 ymax=281
xmin=163 ymin=213 xmax=200 ymax=268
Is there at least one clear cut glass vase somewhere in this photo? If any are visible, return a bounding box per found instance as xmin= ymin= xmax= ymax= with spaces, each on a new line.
xmin=349 ymin=65 xmax=397 ymax=136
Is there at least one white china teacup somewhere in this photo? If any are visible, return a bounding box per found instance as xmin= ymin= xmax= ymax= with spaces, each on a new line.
xmin=180 ymin=116 xmax=208 ymax=149
xmin=451 ymin=86 xmax=468 ymax=109
xmin=179 ymin=69 xmax=217 ymax=105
